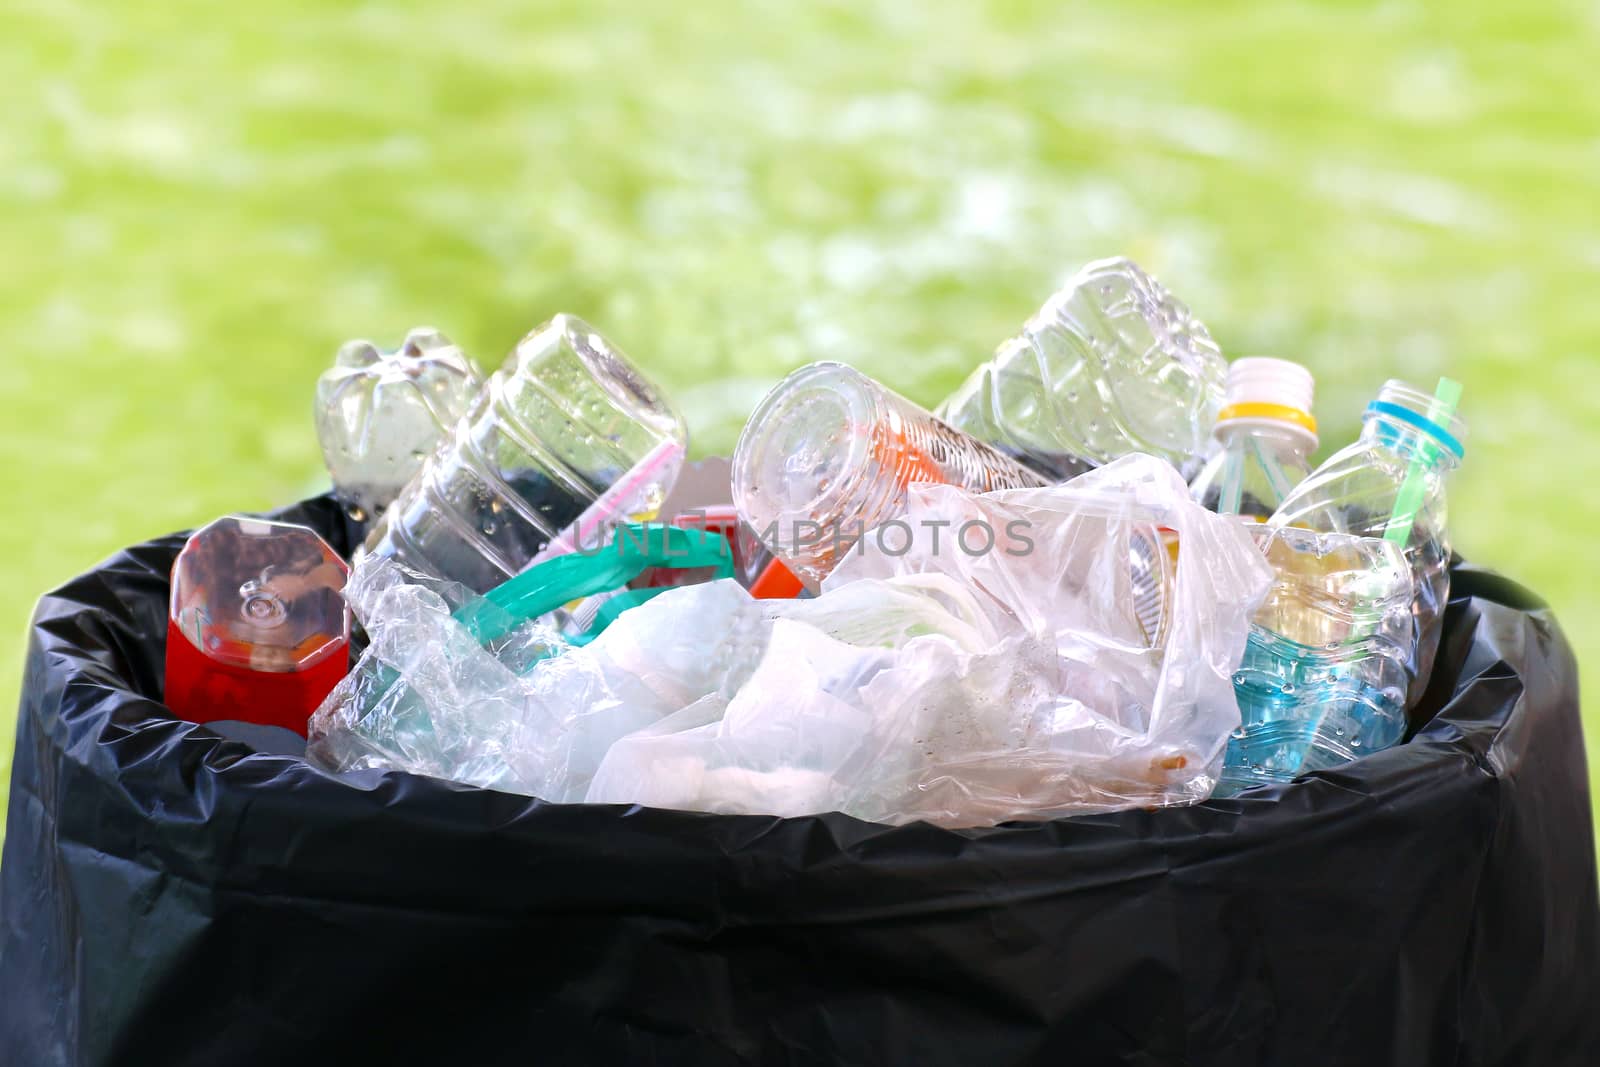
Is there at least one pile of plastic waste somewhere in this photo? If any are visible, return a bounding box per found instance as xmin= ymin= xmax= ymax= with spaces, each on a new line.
xmin=162 ymin=257 xmax=1469 ymax=827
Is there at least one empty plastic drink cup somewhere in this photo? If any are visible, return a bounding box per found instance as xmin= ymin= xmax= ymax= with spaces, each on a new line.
xmin=314 ymin=327 xmax=486 ymax=523
xmin=165 ymin=516 xmax=351 ymax=736
xmin=361 ymin=314 xmax=688 ymax=598
xmin=733 ymin=362 xmax=1048 ymax=587
xmin=937 ymin=257 xmax=1228 ymax=481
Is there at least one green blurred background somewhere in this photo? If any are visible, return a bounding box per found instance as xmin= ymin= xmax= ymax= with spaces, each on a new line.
xmin=2 ymin=0 xmax=1595 ymax=839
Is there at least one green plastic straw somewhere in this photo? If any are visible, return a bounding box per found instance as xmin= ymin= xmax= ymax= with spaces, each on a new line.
xmin=1384 ymin=377 xmax=1462 ymax=547
xmin=1251 ymin=436 xmax=1297 ymax=504
xmin=1218 ymin=449 xmax=1244 ymax=515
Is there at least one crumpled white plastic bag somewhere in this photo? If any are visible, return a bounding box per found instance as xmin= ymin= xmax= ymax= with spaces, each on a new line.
xmin=588 ymin=454 xmax=1273 ymax=825
xmin=311 ymin=454 xmax=1273 ymax=827
xmin=308 ymin=560 xmax=975 ymax=802
xmin=306 ymin=558 xmax=751 ymax=801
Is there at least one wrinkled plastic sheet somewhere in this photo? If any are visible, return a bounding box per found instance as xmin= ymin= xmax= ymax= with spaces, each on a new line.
xmin=2 ymin=494 xmax=1597 ymax=1065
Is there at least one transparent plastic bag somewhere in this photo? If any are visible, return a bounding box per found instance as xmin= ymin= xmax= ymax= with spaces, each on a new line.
xmin=315 ymin=456 xmax=1271 ymax=826
xmin=587 ymin=454 xmax=1274 ymax=826
xmin=306 ymin=527 xmax=736 ymax=798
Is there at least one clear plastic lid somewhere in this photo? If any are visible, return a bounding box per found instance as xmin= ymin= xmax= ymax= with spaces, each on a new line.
xmin=170 ymin=516 xmax=351 ymax=673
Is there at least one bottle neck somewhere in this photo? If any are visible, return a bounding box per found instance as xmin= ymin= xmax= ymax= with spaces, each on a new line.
xmin=1214 ymin=420 xmax=1316 ymax=460
xmin=1360 ymin=413 xmax=1461 ymax=472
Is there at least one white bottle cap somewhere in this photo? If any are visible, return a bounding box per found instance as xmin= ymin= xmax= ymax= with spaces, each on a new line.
xmin=1217 ymin=357 xmax=1317 ymax=445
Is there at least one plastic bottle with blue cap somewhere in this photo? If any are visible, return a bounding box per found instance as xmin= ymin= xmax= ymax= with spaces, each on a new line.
xmin=1270 ymin=378 xmax=1466 ymax=712
xmin=1189 ymin=357 xmax=1318 ymax=519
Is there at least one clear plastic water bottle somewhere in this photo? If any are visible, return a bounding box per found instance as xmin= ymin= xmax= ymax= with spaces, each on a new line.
xmin=1216 ymin=526 xmax=1415 ymax=794
xmin=733 ymin=362 xmax=1048 ymax=587
xmin=1189 ymin=357 xmax=1318 ymax=519
xmin=1269 ymin=378 xmax=1465 ymax=710
xmin=314 ymin=328 xmax=486 ymax=522
xmin=936 ymin=257 xmax=1228 ymax=481
xmin=361 ymin=314 xmax=688 ymax=597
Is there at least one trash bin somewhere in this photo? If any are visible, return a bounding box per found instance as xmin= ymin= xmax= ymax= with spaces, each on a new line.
xmin=2 ymin=495 xmax=1597 ymax=1066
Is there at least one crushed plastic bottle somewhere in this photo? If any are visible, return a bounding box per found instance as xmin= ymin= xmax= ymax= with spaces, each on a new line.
xmin=360 ymin=314 xmax=688 ymax=599
xmin=1270 ymin=378 xmax=1465 ymax=710
xmin=314 ymin=328 xmax=485 ymax=522
xmin=1189 ymin=357 xmax=1318 ymax=519
xmin=165 ymin=516 xmax=351 ymax=735
xmin=1217 ymin=526 xmax=1415 ymax=795
xmin=937 ymin=257 xmax=1228 ymax=480
xmin=732 ymin=362 xmax=1048 ymax=587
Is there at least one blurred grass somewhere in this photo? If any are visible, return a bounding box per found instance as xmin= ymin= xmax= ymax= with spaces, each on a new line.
xmin=1 ymin=0 xmax=1596 ymax=843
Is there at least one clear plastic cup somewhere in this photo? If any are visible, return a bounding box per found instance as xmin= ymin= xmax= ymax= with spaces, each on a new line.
xmin=732 ymin=362 xmax=1049 ymax=586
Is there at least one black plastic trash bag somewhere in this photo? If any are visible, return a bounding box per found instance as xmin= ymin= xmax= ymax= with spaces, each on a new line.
xmin=2 ymin=496 xmax=1597 ymax=1066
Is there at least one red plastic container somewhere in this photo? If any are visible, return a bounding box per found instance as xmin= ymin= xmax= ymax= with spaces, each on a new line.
xmin=164 ymin=516 xmax=350 ymax=735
